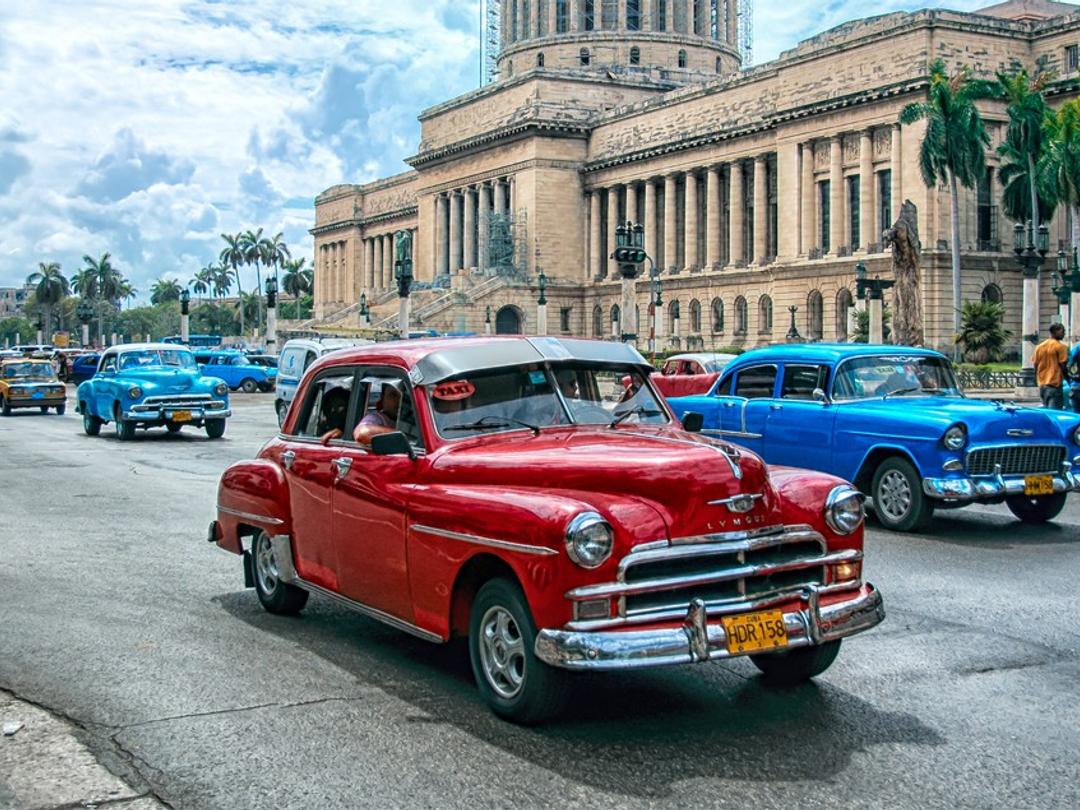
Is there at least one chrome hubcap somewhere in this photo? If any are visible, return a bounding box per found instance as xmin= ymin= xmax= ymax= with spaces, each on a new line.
xmin=478 ymin=606 xmax=526 ymax=700
xmin=255 ymin=534 xmax=278 ymax=594
xmin=878 ymin=470 xmax=912 ymax=521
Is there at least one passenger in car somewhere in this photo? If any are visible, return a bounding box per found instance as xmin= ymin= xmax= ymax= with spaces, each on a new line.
xmin=316 ymin=386 xmax=351 ymax=442
xmin=353 ymin=380 xmax=402 ymax=445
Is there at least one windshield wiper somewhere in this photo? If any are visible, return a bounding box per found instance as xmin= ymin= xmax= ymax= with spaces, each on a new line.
xmin=609 ymin=407 xmax=664 ymax=428
xmin=444 ymin=415 xmax=540 ymax=436
xmin=882 ymin=386 xmax=921 ymax=400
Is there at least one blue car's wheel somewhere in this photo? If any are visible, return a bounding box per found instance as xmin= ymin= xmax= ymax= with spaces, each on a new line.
xmin=114 ymin=405 xmax=136 ymax=441
xmin=871 ymin=456 xmax=933 ymax=532
xmin=82 ymin=409 xmax=101 ymax=436
xmin=240 ymin=378 xmax=259 ymax=394
xmin=1006 ymin=492 xmax=1067 ymax=524
xmin=205 ymin=419 xmax=226 ymax=439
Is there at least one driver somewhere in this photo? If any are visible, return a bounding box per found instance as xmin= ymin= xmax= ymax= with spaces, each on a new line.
xmin=353 ymin=380 xmax=402 ymax=445
xmin=881 ymin=362 xmax=921 ymax=395
xmin=316 ymin=385 xmax=350 ymax=442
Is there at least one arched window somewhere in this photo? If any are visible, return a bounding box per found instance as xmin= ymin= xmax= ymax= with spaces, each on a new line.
xmin=580 ymin=48 xmax=591 ymax=66
xmin=592 ymin=304 xmax=604 ymax=337
xmin=981 ymin=283 xmax=1003 ymax=304
xmin=716 ymin=56 xmax=722 ymax=73
xmin=711 ymin=297 xmax=725 ymax=333
xmin=835 ymin=288 xmax=854 ymax=341
xmin=536 ymin=52 xmax=545 ymax=67
xmin=807 ymin=290 xmax=824 ymax=341
xmin=677 ymin=49 xmax=688 ymax=68
xmin=611 ymin=304 xmax=621 ymax=334
xmin=689 ymin=299 xmax=702 ymax=333
xmin=758 ymin=295 xmax=773 ymax=333
xmin=495 ymin=305 xmax=523 ymax=335
xmin=668 ymin=299 xmax=681 ymax=325
xmin=630 ymin=46 xmax=641 ymax=66
xmin=735 ymin=296 xmax=748 ymax=335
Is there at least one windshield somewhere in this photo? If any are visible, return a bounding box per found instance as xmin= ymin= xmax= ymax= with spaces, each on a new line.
xmin=430 ymin=363 xmax=669 ymax=439
xmin=118 ymin=349 xmax=198 ymax=371
xmin=832 ymin=354 xmax=962 ymax=400
xmin=3 ymin=362 xmax=53 ymax=379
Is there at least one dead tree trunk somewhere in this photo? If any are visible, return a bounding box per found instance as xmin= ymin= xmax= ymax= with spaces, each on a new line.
xmin=883 ymin=200 xmax=924 ymax=347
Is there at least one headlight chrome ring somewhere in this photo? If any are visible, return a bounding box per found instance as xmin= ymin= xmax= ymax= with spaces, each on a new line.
xmin=565 ymin=511 xmax=614 ymax=569
xmin=943 ymin=424 xmax=967 ymax=451
xmin=825 ymin=485 xmax=865 ymax=535
xmin=127 ymin=387 xmax=142 ymax=400
xmin=1072 ymin=424 xmax=1080 ymax=446
xmin=215 ymin=382 xmax=228 ymax=397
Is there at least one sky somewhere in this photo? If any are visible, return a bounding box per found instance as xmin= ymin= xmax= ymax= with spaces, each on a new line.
xmin=0 ymin=0 xmax=1010 ymax=301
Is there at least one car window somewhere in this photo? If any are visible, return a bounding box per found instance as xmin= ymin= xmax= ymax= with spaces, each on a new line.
xmin=781 ymin=365 xmax=829 ymax=400
xmin=296 ymin=371 xmax=356 ymax=440
xmin=303 ymin=351 xmax=318 ymax=372
xmin=832 ymin=354 xmax=962 ymax=400
xmin=359 ymin=371 xmax=422 ymax=448
xmin=734 ymin=365 xmax=777 ymax=399
xmin=101 ymin=354 xmax=117 ymax=372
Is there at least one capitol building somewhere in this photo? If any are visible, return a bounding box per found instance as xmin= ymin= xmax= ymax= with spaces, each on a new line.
xmin=310 ymin=0 xmax=1080 ymax=353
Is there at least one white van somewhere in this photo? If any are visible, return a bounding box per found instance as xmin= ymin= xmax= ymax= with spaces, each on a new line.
xmin=275 ymin=338 xmax=374 ymax=426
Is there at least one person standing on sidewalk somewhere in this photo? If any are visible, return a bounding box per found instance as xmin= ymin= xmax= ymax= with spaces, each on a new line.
xmin=1033 ymin=323 xmax=1068 ymax=409
xmin=1067 ymin=338 xmax=1080 ymax=412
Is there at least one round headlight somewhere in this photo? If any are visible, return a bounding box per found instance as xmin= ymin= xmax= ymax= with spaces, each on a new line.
xmin=565 ymin=512 xmax=614 ymax=569
xmin=214 ymin=382 xmax=228 ymax=396
xmin=943 ymin=424 xmax=967 ymax=451
xmin=127 ymin=387 xmax=142 ymax=399
xmin=1072 ymin=425 xmax=1080 ymax=446
xmin=825 ymin=485 xmax=865 ymax=535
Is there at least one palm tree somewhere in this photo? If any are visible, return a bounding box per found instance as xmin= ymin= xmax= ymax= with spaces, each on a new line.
xmin=211 ymin=262 xmax=233 ymax=300
xmin=191 ymin=265 xmax=213 ymax=306
xmin=233 ymin=290 xmax=260 ymax=330
xmin=239 ymin=228 xmax=266 ymax=334
xmin=150 ymin=278 xmax=182 ymax=305
xmin=900 ymin=59 xmax=990 ymax=358
xmin=219 ymin=233 xmax=246 ymax=336
xmin=25 ymin=261 xmax=69 ymax=339
xmin=1042 ymin=98 xmax=1080 ymax=251
xmin=282 ymin=258 xmax=312 ymax=319
xmin=82 ymin=253 xmax=123 ymax=346
xmin=263 ymin=232 xmax=291 ymax=283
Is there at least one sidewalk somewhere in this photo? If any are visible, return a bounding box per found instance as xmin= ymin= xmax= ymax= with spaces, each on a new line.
xmin=0 ymin=691 xmax=163 ymax=810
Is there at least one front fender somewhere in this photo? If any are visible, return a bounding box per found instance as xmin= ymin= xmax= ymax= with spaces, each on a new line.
xmin=767 ymin=465 xmax=864 ymax=554
xmin=215 ymin=459 xmax=292 ymax=554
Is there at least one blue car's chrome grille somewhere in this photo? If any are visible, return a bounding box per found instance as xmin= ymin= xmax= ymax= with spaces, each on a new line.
xmin=967 ymin=445 xmax=1065 ymax=476
xmin=132 ymin=394 xmax=215 ymax=412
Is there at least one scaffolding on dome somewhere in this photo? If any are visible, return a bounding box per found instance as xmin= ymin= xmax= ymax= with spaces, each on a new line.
xmin=484 ymin=210 xmax=529 ymax=278
xmin=482 ymin=0 xmax=501 ymax=85
xmin=739 ymin=0 xmax=753 ymax=66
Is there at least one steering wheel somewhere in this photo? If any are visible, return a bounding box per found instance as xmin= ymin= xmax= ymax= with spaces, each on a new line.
xmin=568 ymin=403 xmax=613 ymax=423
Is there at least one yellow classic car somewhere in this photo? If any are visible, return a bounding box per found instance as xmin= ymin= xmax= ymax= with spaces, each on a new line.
xmin=0 ymin=359 xmax=67 ymax=416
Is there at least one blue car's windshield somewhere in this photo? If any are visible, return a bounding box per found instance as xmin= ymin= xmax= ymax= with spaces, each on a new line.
xmin=833 ymin=355 xmax=962 ymax=400
xmin=118 ymin=349 xmax=198 ymax=371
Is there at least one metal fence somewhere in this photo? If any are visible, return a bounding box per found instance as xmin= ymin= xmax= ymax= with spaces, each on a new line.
xmin=955 ymin=368 xmax=1021 ymax=390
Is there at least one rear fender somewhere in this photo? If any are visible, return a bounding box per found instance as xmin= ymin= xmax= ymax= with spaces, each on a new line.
xmin=216 ymin=459 xmax=292 ymax=554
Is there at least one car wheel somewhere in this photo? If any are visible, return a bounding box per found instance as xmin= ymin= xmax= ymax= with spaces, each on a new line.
xmin=1006 ymin=492 xmax=1067 ymax=524
xmin=40 ymin=405 xmax=49 ymax=413
xmin=205 ymin=419 xmax=226 ymax=439
xmin=240 ymin=378 xmax=259 ymax=394
xmin=166 ymin=423 xmax=182 ymax=434
xmin=751 ymin=640 xmax=842 ymax=686
xmin=56 ymin=403 xmax=65 ymax=415
xmin=252 ymin=531 xmax=308 ymax=615
xmin=1 ymin=396 xmax=10 ymax=417
xmin=871 ymin=456 xmax=932 ymax=532
xmin=82 ymin=408 xmax=101 ymax=436
xmin=114 ymin=405 xmax=136 ymax=441
xmin=469 ymin=578 xmax=569 ymax=725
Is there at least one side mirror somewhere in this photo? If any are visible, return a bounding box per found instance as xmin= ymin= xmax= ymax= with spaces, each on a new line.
xmin=371 ymin=431 xmax=415 ymax=459
xmin=812 ymin=388 xmax=829 ymax=403
xmin=681 ymin=411 xmax=704 ymax=433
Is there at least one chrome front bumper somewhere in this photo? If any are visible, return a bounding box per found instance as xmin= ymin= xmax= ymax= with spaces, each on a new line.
xmin=123 ymin=405 xmax=231 ymax=422
xmin=922 ymin=470 xmax=1080 ymax=502
xmin=534 ymin=584 xmax=884 ymax=671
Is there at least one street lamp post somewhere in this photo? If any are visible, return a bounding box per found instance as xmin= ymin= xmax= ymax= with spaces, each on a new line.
xmin=484 ymin=305 xmax=492 ymax=336
xmin=35 ymin=316 xmax=43 ymax=346
xmin=394 ymin=230 xmax=414 ymax=340
xmin=358 ymin=292 xmax=370 ymax=328
xmin=648 ymin=274 xmax=663 ymax=359
xmin=786 ymin=306 xmax=802 ymax=343
xmin=670 ymin=300 xmax=681 ymax=349
xmin=1053 ymin=248 xmax=1080 ymax=342
xmin=264 ymin=277 xmax=278 ymax=352
xmin=612 ymin=221 xmax=647 ymax=344
xmin=536 ymin=267 xmax=548 ymax=336
xmin=855 ymin=261 xmax=895 ymax=345
xmin=1014 ymin=221 xmax=1050 ymax=391
xmin=76 ymin=300 xmax=94 ymax=348
xmin=179 ymin=288 xmax=191 ymax=345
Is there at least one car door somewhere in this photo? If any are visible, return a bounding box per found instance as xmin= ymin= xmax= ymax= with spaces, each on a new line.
xmin=732 ymin=364 xmax=778 ymax=457
xmin=763 ymin=363 xmax=837 ymax=471
xmin=331 ymin=368 xmax=424 ymax=620
xmin=277 ymin=366 xmax=359 ymax=591
xmin=94 ymin=352 xmax=119 ymax=418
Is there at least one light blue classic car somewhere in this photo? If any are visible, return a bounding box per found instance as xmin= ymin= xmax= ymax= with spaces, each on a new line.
xmin=667 ymin=344 xmax=1080 ymax=531
xmin=76 ymin=343 xmax=231 ymax=440
xmin=193 ymin=350 xmax=276 ymax=393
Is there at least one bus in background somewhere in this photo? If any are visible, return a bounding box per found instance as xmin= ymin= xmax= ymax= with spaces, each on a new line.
xmin=162 ymin=334 xmax=222 ymax=349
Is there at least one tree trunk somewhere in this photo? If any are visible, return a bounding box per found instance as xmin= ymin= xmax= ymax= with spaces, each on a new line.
xmin=885 ymin=199 xmax=925 ymax=348
xmin=234 ymin=267 xmax=245 ymax=337
xmin=1028 ymin=152 xmax=1040 ymax=235
xmin=950 ymin=171 xmax=962 ymax=360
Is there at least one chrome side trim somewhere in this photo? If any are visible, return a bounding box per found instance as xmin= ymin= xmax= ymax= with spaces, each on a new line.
xmin=218 ymin=505 xmax=285 ymax=526
xmin=269 ymin=534 xmax=442 ymax=643
xmin=411 ymin=524 xmax=558 ymax=557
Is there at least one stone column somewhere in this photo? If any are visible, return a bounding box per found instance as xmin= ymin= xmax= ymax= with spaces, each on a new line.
xmin=607 ymin=185 xmax=621 ymax=279
xmin=666 ymin=0 xmax=675 ymax=32
xmin=642 ymin=0 xmax=653 ymax=31
xmin=384 ymin=234 xmax=394 ymax=289
xmin=625 ymin=182 xmax=638 ymax=227
xmin=869 ymin=294 xmax=884 ymax=344
xmin=479 ymin=183 xmax=492 ymax=273
xmin=664 ymin=173 xmax=678 ymax=272
xmin=367 ymin=239 xmax=376 ymax=288
xmin=616 ymin=0 xmax=626 ymax=29
xmin=684 ymin=171 xmax=699 ymax=270
xmin=1021 ymin=270 xmax=1040 ymax=385
xmin=463 ymin=187 xmax=476 ymax=271
xmin=644 ymin=180 xmax=658 ymax=269
xmin=436 ymin=195 xmax=449 ymax=276
xmin=589 ymin=190 xmax=603 ymax=279
xmin=829 ymin=136 xmax=843 ymax=253
xmin=1070 ymin=289 xmax=1080 ymax=345
xmin=891 ymin=123 xmax=902 ymax=225
xmin=706 ymin=166 xmax=721 ymax=268
xmin=859 ymin=129 xmax=873 ymax=250
xmin=530 ymin=0 xmax=540 ymax=38
xmin=494 ymin=179 xmax=507 ymax=217
xmin=449 ymin=191 xmax=463 ymax=273
xmin=730 ymin=161 xmax=745 ymax=265
xmin=358 ymin=236 xmax=368 ymax=290
xmin=753 ymin=155 xmax=767 ymax=264
xmin=801 ymin=143 xmax=815 ymax=254
xmin=374 ymin=236 xmax=384 ymax=291
xmin=569 ymin=0 xmax=580 ymax=32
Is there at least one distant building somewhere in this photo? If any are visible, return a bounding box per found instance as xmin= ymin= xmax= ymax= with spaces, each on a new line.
xmin=312 ymin=0 xmax=1080 ymax=352
xmin=0 ymin=284 xmax=35 ymax=318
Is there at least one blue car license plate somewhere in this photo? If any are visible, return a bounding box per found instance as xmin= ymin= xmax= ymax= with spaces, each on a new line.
xmin=32 ymin=391 xmax=44 ymax=399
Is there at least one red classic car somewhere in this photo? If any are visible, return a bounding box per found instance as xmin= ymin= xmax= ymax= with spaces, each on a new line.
xmin=209 ymin=336 xmax=884 ymax=723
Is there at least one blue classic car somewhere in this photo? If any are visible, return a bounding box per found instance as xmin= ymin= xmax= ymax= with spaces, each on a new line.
xmin=76 ymin=343 xmax=231 ymax=440
xmin=667 ymin=344 xmax=1080 ymax=531
xmin=193 ymin=350 xmax=276 ymax=393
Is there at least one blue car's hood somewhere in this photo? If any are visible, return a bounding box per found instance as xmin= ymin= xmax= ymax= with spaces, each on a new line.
xmin=839 ymin=397 xmax=1069 ymax=443
xmin=120 ymin=367 xmax=203 ymax=393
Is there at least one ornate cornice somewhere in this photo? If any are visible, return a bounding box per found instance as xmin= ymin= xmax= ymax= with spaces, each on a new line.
xmin=408 ymin=119 xmax=591 ymax=169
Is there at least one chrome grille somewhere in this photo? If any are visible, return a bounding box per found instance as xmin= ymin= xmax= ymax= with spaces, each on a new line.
xmin=132 ymin=394 xmax=215 ymax=412
xmin=967 ymin=445 xmax=1065 ymax=476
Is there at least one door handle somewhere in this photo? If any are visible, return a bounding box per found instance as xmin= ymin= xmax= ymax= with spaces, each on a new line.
xmin=281 ymin=450 xmax=295 ymax=471
xmin=769 ymin=404 xmax=783 ymax=411
xmin=332 ymin=457 xmax=353 ymax=479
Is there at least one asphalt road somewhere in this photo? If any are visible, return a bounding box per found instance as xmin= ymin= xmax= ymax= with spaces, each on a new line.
xmin=1 ymin=391 xmax=1078 ymax=809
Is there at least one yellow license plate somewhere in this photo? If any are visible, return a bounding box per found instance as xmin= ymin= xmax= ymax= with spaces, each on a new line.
xmin=1024 ymin=475 xmax=1054 ymax=496
xmin=172 ymin=410 xmax=192 ymax=423
xmin=721 ymin=609 xmax=788 ymax=654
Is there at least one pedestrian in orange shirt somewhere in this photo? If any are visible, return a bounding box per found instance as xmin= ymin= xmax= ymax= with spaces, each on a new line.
xmin=1033 ymin=323 xmax=1069 ymax=409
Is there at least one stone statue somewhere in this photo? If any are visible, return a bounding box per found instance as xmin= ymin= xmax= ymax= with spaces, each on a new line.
xmin=882 ymin=200 xmax=924 ymax=347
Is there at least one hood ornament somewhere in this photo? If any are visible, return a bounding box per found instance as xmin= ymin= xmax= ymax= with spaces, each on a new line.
xmin=1007 ymin=428 xmax=1033 ymax=437
xmin=709 ymin=493 xmax=763 ymax=513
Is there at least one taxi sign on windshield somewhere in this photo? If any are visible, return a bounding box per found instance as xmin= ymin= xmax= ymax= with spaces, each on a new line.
xmin=433 ymin=380 xmax=475 ymax=401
